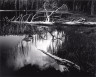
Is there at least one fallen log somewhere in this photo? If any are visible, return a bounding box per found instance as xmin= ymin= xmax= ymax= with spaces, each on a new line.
xmin=38 ymin=49 xmax=80 ymax=71
xmin=9 ymin=20 xmax=96 ymax=27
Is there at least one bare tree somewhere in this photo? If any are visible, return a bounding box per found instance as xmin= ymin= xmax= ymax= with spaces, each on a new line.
xmin=43 ymin=2 xmax=68 ymax=22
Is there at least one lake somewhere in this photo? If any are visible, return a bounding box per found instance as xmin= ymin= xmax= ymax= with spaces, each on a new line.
xmin=0 ymin=17 xmax=96 ymax=77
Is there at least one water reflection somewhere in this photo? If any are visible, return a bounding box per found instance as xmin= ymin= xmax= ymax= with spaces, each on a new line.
xmin=0 ymin=23 xmax=96 ymax=76
xmin=13 ymin=29 xmax=66 ymax=71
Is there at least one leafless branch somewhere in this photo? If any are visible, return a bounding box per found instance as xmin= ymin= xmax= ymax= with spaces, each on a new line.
xmin=38 ymin=49 xmax=80 ymax=70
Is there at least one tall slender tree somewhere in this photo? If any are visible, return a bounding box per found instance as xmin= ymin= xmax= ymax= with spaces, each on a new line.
xmin=26 ymin=0 xmax=28 ymax=14
xmin=15 ymin=0 xmax=17 ymax=16
xmin=73 ymin=0 xmax=75 ymax=11
xmin=91 ymin=0 xmax=94 ymax=15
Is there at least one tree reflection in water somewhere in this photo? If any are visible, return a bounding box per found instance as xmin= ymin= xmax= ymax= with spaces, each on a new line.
xmin=12 ymin=27 xmax=66 ymax=72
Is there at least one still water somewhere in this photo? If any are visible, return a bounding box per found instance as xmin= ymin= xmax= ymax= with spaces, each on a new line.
xmin=0 ymin=22 xmax=96 ymax=76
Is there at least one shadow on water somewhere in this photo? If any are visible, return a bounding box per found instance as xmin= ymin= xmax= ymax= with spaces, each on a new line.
xmin=0 ymin=21 xmax=96 ymax=77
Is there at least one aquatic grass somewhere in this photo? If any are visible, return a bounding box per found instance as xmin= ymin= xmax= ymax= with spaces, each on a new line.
xmin=0 ymin=22 xmax=36 ymax=35
xmin=0 ymin=21 xmax=64 ymax=35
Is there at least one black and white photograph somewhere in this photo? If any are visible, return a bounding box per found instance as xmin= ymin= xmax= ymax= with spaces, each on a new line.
xmin=0 ymin=0 xmax=96 ymax=77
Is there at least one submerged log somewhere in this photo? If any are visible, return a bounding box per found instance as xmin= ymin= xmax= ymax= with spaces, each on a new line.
xmin=38 ymin=49 xmax=80 ymax=71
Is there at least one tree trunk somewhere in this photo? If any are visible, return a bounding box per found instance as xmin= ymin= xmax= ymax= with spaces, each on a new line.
xmin=15 ymin=0 xmax=17 ymax=17
xmin=38 ymin=49 xmax=80 ymax=70
xmin=26 ymin=0 xmax=28 ymax=14
xmin=73 ymin=0 xmax=75 ymax=11
xmin=18 ymin=0 xmax=20 ymax=15
xmin=91 ymin=0 xmax=94 ymax=15
xmin=36 ymin=0 xmax=39 ymax=10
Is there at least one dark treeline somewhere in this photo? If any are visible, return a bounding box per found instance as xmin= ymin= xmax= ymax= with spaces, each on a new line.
xmin=0 ymin=0 xmax=96 ymax=15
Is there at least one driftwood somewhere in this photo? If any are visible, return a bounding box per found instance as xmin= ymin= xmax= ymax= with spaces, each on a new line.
xmin=5 ymin=13 xmax=96 ymax=27
xmin=38 ymin=49 xmax=80 ymax=71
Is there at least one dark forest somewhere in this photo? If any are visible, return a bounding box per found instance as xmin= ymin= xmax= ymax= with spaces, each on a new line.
xmin=0 ymin=0 xmax=96 ymax=15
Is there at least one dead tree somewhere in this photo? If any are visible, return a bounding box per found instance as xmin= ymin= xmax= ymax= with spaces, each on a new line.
xmin=38 ymin=49 xmax=80 ymax=71
xmin=43 ymin=2 xmax=68 ymax=22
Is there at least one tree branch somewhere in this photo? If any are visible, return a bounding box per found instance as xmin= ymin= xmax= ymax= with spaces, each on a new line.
xmin=38 ymin=49 xmax=80 ymax=70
